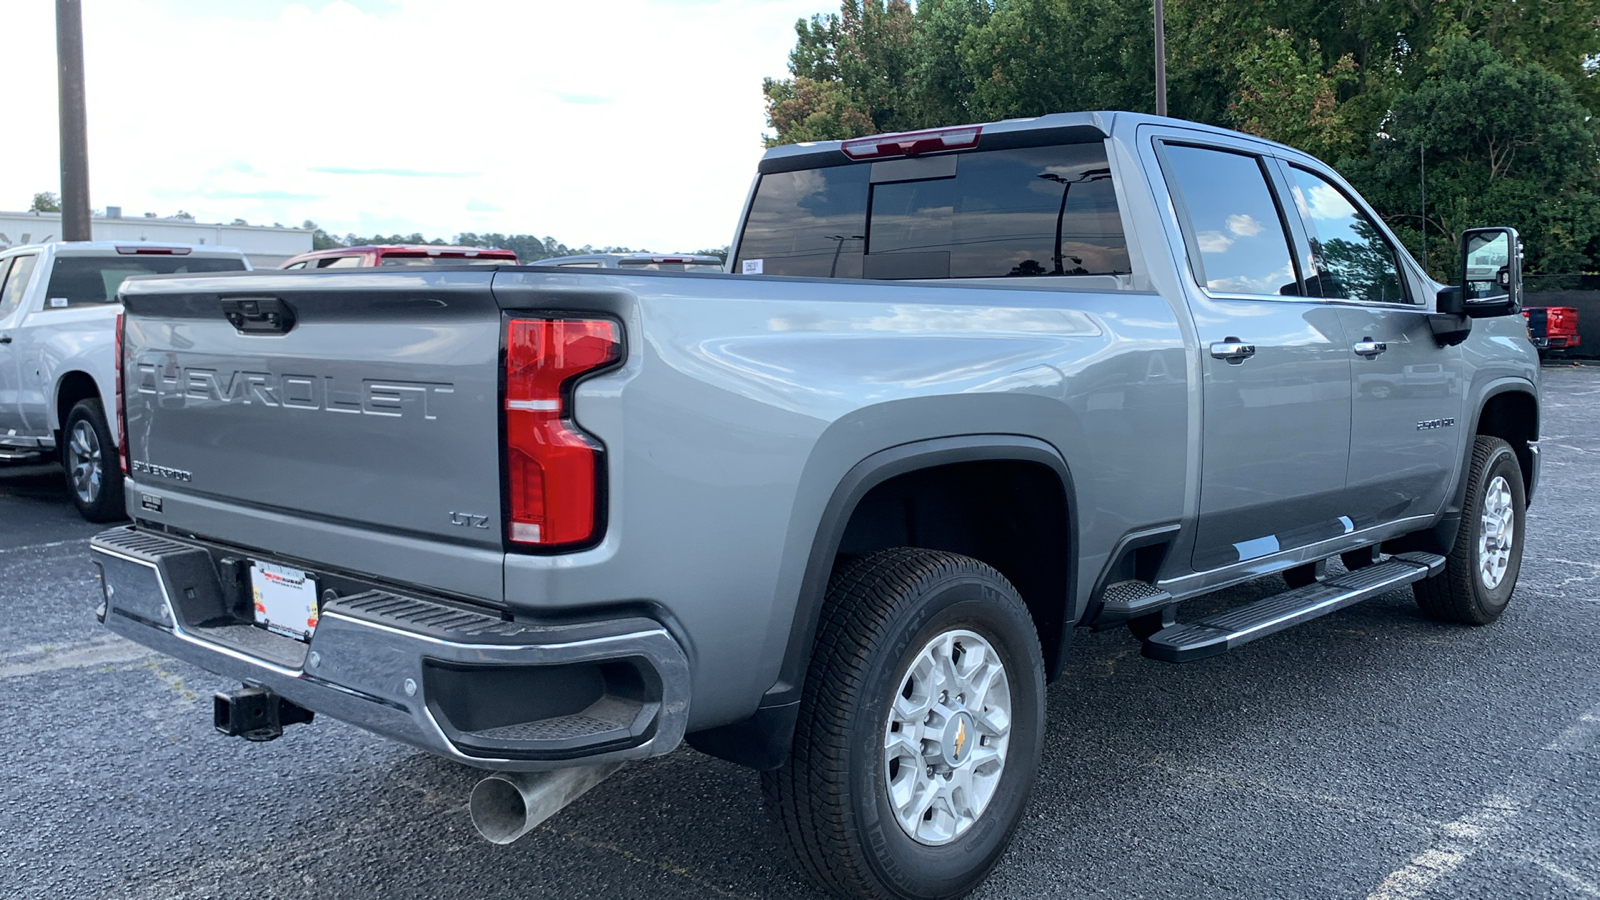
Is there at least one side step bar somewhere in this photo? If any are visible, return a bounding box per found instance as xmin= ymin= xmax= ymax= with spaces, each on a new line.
xmin=1142 ymin=552 xmax=1445 ymax=663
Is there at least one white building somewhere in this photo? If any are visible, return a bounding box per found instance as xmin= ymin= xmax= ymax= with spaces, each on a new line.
xmin=0 ymin=209 xmax=311 ymax=268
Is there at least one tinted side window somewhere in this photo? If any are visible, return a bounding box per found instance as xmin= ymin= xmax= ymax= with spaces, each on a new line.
xmin=735 ymin=141 xmax=1130 ymax=280
xmin=1287 ymin=167 xmax=1408 ymax=304
xmin=317 ymin=256 xmax=363 ymax=268
xmin=736 ymin=165 xmax=870 ymax=278
xmin=0 ymin=255 xmax=39 ymax=318
xmin=1160 ymin=144 xmax=1299 ymax=296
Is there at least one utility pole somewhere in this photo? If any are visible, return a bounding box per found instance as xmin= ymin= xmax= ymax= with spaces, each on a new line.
xmin=1153 ymin=0 xmax=1167 ymax=117
xmin=1419 ymin=140 xmax=1428 ymax=274
xmin=56 ymin=0 xmax=91 ymax=241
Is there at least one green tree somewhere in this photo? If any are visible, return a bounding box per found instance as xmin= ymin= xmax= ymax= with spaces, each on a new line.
xmin=1351 ymin=39 xmax=1600 ymax=283
xmin=302 ymin=220 xmax=344 ymax=250
xmin=762 ymin=0 xmax=919 ymax=145
xmin=1230 ymin=29 xmax=1359 ymax=161
xmin=30 ymin=192 xmax=61 ymax=213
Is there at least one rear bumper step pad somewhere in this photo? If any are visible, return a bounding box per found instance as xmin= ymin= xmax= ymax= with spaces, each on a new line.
xmin=1142 ymin=552 xmax=1445 ymax=663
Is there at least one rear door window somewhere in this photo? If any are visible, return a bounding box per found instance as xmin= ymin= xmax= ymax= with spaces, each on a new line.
xmin=316 ymin=256 xmax=363 ymax=268
xmin=735 ymin=141 xmax=1129 ymax=280
xmin=1158 ymin=144 xmax=1301 ymax=297
xmin=0 ymin=255 xmax=37 ymax=318
xmin=1286 ymin=166 xmax=1410 ymax=304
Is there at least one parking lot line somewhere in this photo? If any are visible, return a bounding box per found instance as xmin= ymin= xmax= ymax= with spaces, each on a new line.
xmin=0 ymin=537 xmax=88 ymax=556
xmin=1366 ymin=700 xmax=1600 ymax=900
xmin=0 ymin=638 xmax=152 ymax=680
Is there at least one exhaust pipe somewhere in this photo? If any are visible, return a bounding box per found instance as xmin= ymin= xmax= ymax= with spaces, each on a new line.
xmin=469 ymin=762 xmax=623 ymax=845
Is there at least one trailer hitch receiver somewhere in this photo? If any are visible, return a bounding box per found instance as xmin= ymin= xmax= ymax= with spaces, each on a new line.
xmin=214 ymin=686 xmax=315 ymax=742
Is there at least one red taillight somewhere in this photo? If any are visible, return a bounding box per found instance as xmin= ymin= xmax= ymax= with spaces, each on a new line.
xmin=114 ymin=313 xmax=128 ymax=475
xmin=504 ymin=318 xmax=621 ymax=548
xmin=840 ymin=125 xmax=982 ymax=160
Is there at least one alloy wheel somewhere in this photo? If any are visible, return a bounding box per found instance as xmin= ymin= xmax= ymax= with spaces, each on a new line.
xmin=882 ymin=628 xmax=1012 ymax=846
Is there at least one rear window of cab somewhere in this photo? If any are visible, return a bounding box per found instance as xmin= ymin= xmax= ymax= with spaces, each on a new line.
xmin=45 ymin=255 xmax=247 ymax=306
xmin=735 ymin=141 xmax=1129 ymax=280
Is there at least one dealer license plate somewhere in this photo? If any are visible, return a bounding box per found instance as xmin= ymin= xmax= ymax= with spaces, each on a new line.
xmin=250 ymin=562 xmax=320 ymax=641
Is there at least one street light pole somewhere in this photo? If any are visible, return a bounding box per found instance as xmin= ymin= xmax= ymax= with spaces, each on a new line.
xmin=1419 ymin=140 xmax=1428 ymax=274
xmin=1038 ymin=170 xmax=1111 ymax=275
xmin=1153 ymin=0 xmax=1167 ymax=117
xmin=56 ymin=0 xmax=92 ymax=241
xmin=825 ymin=235 xmax=863 ymax=278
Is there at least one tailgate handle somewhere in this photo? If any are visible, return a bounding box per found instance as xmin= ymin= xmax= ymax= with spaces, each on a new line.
xmin=221 ymin=296 xmax=296 ymax=335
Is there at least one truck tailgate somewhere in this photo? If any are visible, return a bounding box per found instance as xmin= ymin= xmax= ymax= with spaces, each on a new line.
xmin=120 ymin=271 xmax=506 ymax=601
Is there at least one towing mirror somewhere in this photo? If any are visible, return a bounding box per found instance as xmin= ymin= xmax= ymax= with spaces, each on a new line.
xmin=1459 ymin=227 xmax=1522 ymax=318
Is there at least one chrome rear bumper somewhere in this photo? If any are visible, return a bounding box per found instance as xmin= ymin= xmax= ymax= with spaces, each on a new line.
xmin=91 ymin=526 xmax=690 ymax=771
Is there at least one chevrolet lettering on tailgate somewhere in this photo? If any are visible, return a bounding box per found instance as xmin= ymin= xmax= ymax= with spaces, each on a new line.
xmin=134 ymin=360 xmax=453 ymax=419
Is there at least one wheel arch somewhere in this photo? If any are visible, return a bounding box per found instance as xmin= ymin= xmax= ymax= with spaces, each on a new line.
xmin=1471 ymin=383 xmax=1539 ymax=496
xmin=54 ymin=370 xmax=104 ymax=442
xmin=687 ymin=435 xmax=1077 ymax=770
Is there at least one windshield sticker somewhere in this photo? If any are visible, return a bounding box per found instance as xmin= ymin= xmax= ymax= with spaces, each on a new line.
xmin=742 ymin=259 xmax=764 ymax=275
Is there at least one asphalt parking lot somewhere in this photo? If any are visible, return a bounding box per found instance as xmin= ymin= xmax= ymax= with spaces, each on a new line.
xmin=2 ymin=365 xmax=1596 ymax=900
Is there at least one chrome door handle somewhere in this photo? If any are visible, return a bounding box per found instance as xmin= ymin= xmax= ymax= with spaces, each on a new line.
xmin=1353 ymin=338 xmax=1387 ymax=358
xmin=1209 ymin=337 xmax=1256 ymax=363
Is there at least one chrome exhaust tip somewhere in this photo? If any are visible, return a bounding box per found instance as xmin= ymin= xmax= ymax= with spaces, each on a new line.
xmin=469 ymin=762 xmax=623 ymax=845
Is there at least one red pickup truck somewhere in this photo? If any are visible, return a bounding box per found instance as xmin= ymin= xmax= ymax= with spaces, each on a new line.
xmin=1524 ymin=306 xmax=1580 ymax=355
xmin=281 ymin=244 xmax=518 ymax=269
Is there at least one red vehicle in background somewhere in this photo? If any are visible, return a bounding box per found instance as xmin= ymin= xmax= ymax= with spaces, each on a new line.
xmin=280 ymin=245 xmax=518 ymax=269
xmin=1524 ymin=306 xmax=1580 ymax=356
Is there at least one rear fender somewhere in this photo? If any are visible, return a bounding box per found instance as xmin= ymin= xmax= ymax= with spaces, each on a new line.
xmin=686 ymin=435 xmax=1076 ymax=770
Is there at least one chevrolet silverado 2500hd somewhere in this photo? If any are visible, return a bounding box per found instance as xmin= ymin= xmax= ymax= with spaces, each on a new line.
xmin=91 ymin=112 xmax=1538 ymax=900
xmin=0 ymin=241 xmax=248 ymax=520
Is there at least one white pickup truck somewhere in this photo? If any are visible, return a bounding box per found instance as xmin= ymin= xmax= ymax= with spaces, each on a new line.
xmin=0 ymin=241 xmax=249 ymax=520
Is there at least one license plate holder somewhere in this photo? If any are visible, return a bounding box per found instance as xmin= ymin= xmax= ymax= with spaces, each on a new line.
xmin=250 ymin=562 xmax=320 ymax=641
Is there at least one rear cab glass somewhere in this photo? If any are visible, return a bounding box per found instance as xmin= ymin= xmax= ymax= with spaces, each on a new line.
xmin=378 ymin=254 xmax=512 ymax=267
xmin=616 ymin=259 xmax=724 ymax=272
xmin=45 ymin=255 xmax=246 ymax=307
xmin=735 ymin=141 xmax=1129 ymax=280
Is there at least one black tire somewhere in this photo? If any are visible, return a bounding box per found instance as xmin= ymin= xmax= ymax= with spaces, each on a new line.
xmin=761 ymin=548 xmax=1046 ymax=900
xmin=1413 ymin=436 xmax=1525 ymax=625
xmin=63 ymin=398 xmax=126 ymax=523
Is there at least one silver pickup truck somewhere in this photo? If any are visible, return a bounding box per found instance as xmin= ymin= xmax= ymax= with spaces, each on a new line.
xmin=0 ymin=241 xmax=248 ymax=520
xmin=92 ymin=112 xmax=1538 ymax=900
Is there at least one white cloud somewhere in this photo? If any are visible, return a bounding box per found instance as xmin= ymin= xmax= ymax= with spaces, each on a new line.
xmin=1226 ymin=213 xmax=1262 ymax=237
xmin=1304 ymin=183 xmax=1356 ymax=222
xmin=1197 ymin=230 xmax=1234 ymax=254
xmin=0 ymin=0 xmax=830 ymax=250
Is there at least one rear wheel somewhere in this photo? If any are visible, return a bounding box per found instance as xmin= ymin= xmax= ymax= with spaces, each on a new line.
xmin=1413 ymin=436 xmax=1525 ymax=625
xmin=63 ymin=398 xmax=125 ymax=523
xmin=762 ymin=548 xmax=1045 ymax=900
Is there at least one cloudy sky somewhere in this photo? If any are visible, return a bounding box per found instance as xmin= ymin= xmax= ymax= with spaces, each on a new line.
xmin=1 ymin=0 xmax=832 ymax=251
